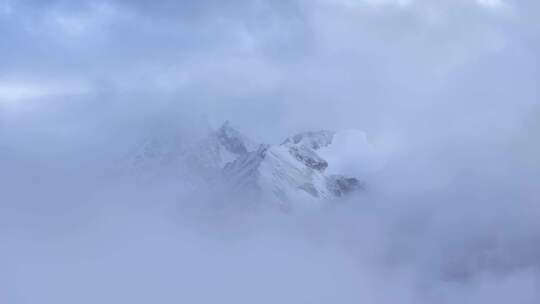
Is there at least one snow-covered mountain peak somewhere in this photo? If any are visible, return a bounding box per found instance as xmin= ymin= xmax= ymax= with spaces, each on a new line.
xmin=214 ymin=121 xmax=257 ymax=155
xmin=129 ymin=122 xmax=366 ymax=208
xmin=195 ymin=121 xmax=259 ymax=170
xmin=221 ymin=127 xmax=365 ymax=206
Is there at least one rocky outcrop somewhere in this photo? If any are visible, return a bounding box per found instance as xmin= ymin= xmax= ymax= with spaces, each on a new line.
xmin=287 ymin=145 xmax=328 ymax=172
xmin=215 ymin=121 xmax=255 ymax=155
xmin=282 ymin=130 xmax=335 ymax=150
xmin=326 ymin=175 xmax=363 ymax=197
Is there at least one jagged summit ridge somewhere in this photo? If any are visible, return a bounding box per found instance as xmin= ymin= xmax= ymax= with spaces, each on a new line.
xmin=215 ymin=121 xmax=257 ymax=156
xmin=194 ymin=123 xmax=251 ymax=169
xmin=282 ymin=130 xmax=335 ymax=150
xmin=221 ymin=128 xmax=363 ymax=205
xmin=129 ymin=122 xmax=364 ymax=206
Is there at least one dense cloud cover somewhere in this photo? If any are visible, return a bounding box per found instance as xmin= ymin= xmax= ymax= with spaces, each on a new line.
xmin=1 ymin=0 xmax=540 ymax=303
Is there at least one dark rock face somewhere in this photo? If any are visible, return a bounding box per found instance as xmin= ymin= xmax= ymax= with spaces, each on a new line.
xmin=282 ymin=130 xmax=335 ymax=150
xmin=282 ymin=130 xmax=333 ymax=172
xmin=281 ymin=129 xmax=363 ymax=199
xmin=216 ymin=121 xmax=249 ymax=155
xmin=326 ymin=175 xmax=363 ymax=197
xmin=288 ymin=145 xmax=328 ymax=172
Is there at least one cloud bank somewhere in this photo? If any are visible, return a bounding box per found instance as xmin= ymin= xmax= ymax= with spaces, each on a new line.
xmin=1 ymin=0 xmax=540 ymax=303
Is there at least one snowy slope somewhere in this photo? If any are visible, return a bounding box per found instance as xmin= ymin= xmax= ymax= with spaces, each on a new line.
xmin=191 ymin=121 xmax=258 ymax=171
xmin=128 ymin=121 xmax=256 ymax=181
xmin=223 ymin=129 xmax=363 ymax=207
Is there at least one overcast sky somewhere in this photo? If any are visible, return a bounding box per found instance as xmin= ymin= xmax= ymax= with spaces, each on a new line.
xmin=1 ymin=1 xmax=540 ymax=303
xmin=2 ymin=0 xmax=539 ymax=140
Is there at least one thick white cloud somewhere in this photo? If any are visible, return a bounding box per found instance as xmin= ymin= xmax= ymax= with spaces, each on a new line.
xmin=477 ymin=0 xmax=505 ymax=8
xmin=1 ymin=1 xmax=539 ymax=303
